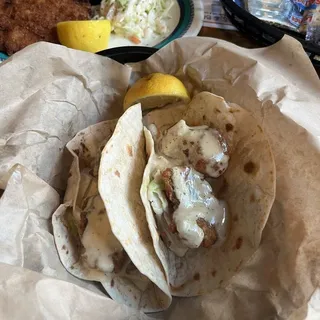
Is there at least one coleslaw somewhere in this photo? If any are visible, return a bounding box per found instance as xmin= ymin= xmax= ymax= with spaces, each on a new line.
xmin=93 ymin=0 xmax=174 ymax=44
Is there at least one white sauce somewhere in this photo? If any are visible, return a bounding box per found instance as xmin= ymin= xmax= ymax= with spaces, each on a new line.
xmin=200 ymin=132 xmax=225 ymax=162
xmin=160 ymin=120 xmax=229 ymax=177
xmin=171 ymin=167 xmax=228 ymax=250
xmin=81 ymin=195 xmax=123 ymax=273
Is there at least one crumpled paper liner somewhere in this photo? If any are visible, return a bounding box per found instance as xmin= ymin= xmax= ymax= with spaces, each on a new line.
xmin=0 ymin=42 xmax=131 ymax=193
xmin=0 ymin=164 xmax=150 ymax=319
xmin=0 ymin=263 xmax=151 ymax=320
xmin=0 ymin=36 xmax=319 ymax=319
xmin=0 ymin=164 xmax=98 ymax=291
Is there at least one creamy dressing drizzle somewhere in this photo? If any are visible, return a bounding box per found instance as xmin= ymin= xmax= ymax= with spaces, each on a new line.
xmin=148 ymin=120 xmax=231 ymax=256
xmin=159 ymin=120 xmax=229 ymax=177
xmin=171 ymin=167 xmax=228 ymax=250
xmin=81 ymin=195 xmax=123 ymax=273
xmin=148 ymin=166 xmax=229 ymax=257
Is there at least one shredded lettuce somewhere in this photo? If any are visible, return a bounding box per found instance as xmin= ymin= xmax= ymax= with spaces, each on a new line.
xmin=148 ymin=179 xmax=168 ymax=215
xmin=118 ymin=0 xmax=128 ymax=6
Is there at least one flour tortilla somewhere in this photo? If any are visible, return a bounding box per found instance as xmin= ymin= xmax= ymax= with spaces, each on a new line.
xmin=140 ymin=92 xmax=276 ymax=296
xmin=98 ymin=104 xmax=171 ymax=310
xmin=52 ymin=104 xmax=171 ymax=312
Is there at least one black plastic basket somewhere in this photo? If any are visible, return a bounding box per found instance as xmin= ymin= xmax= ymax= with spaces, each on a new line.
xmin=97 ymin=46 xmax=157 ymax=64
xmin=220 ymin=0 xmax=320 ymax=68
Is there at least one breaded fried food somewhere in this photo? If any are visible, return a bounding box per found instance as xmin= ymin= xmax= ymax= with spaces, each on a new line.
xmin=0 ymin=0 xmax=91 ymax=54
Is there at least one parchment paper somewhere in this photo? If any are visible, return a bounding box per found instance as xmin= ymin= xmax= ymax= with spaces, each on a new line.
xmin=0 ymin=36 xmax=319 ymax=319
xmin=0 ymin=42 xmax=131 ymax=193
xmin=0 ymin=164 xmax=150 ymax=319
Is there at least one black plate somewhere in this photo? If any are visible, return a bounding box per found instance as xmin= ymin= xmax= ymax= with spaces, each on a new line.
xmin=97 ymin=46 xmax=157 ymax=64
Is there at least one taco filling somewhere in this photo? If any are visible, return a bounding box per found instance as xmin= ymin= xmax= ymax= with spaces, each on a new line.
xmin=159 ymin=120 xmax=229 ymax=177
xmin=79 ymin=194 xmax=126 ymax=273
xmin=147 ymin=120 xmax=230 ymax=257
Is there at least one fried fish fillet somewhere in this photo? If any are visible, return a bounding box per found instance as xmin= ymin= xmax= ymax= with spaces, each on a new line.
xmin=0 ymin=0 xmax=91 ymax=54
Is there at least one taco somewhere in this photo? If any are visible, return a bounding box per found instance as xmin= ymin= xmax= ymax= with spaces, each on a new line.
xmin=140 ymin=92 xmax=276 ymax=296
xmin=52 ymin=104 xmax=171 ymax=312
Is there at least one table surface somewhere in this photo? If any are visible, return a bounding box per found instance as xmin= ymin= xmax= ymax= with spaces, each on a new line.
xmin=199 ymin=27 xmax=258 ymax=48
xmin=199 ymin=27 xmax=320 ymax=77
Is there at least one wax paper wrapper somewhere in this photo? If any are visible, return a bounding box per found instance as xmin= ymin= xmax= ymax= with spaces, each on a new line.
xmin=0 ymin=164 xmax=150 ymax=319
xmin=0 ymin=42 xmax=131 ymax=193
xmin=0 ymin=35 xmax=320 ymax=319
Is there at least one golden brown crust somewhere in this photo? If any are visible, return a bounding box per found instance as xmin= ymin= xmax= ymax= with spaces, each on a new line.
xmin=196 ymin=218 xmax=217 ymax=248
xmin=161 ymin=168 xmax=180 ymax=211
xmin=0 ymin=0 xmax=90 ymax=54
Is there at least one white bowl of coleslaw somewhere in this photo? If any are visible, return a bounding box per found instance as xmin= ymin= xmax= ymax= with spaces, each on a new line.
xmin=92 ymin=0 xmax=204 ymax=48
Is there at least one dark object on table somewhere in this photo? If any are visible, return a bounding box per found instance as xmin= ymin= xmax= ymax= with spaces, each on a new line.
xmin=97 ymin=46 xmax=158 ymax=64
xmin=221 ymin=0 xmax=320 ymax=68
xmin=89 ymin=0 xmax=101 ymax=5
xmin=0 ymin=0 xmax=90 ymax=55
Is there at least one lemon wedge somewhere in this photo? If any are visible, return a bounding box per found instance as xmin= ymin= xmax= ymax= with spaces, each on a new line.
xmin=123 ymin=73 xmax=190 ymax=111
xmin=57 ymin=20 xmax=111 ymax=53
